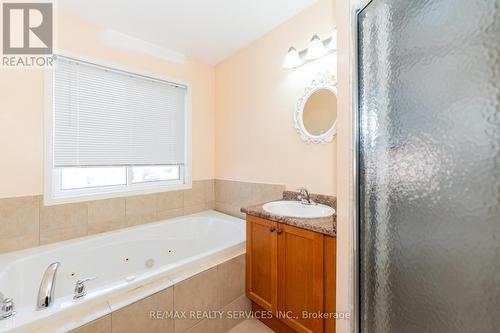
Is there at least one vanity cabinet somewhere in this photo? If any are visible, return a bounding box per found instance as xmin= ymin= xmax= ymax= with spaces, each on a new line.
xmin=246 ymin=215 xmax=336 ymax=333
xmin=246 ymin=215 xmax=278 ymax=311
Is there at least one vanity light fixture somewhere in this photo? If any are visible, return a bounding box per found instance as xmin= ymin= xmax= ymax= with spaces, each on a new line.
xmin=305 ymin=35 xmax=327 ymax=60
xmin=283 ymin=47 xmax=303 ymax=69
xmin=282 ymin=29 xmax=336 ymax=69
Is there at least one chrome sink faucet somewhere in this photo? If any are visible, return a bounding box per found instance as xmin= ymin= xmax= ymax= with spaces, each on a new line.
xmin=36 ymin=262 xmax=60 ymax=310
xmin=297 ymin=187 xmax=314 ymax=205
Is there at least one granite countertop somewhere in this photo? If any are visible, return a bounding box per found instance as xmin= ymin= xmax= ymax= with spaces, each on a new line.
xmin=241 ymin=191 xmax=337 ymax=237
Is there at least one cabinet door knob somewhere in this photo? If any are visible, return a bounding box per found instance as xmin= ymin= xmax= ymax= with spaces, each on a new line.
xmin=276 ymin=228 xmax=283 ymax=235
xmin=269 ymin=226 xmax=276 ymax=232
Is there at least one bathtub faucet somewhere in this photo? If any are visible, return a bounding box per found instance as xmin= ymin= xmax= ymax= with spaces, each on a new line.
xmin=0 ymin=293 xmax=16 ymax=319
xmin=36 ymin=262 xmax=60 ymax=310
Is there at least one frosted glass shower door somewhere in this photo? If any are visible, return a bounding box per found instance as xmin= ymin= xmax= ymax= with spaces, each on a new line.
xmin=357 ymin=0 xmax=499 ymax=332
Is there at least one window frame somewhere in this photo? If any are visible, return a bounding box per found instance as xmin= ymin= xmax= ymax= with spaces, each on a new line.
xmin=44 ymin=50 xmax=192 ymax=206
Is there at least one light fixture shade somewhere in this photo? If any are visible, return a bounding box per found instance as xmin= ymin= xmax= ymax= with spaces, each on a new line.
xmin=283 ymin=46 xmax=303 ymax=69
xmin=305 ymin=35 xmax=326 ymax=60
xmin=329 ymin=29 xmax=337 ymax=50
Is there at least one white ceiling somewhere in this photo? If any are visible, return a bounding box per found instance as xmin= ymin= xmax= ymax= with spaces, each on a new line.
xmin=58 ymin=0 xmax=318 ymax=65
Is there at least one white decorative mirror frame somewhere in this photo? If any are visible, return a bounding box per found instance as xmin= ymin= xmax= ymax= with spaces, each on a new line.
xmin=294 ymin=72 xmax=337 ymax=143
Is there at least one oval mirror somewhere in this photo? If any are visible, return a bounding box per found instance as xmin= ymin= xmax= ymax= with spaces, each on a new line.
xmin=303 ymin=89 xmax=337 ymax=136
xmin=295 ymin=73 xmax=337 ymax=143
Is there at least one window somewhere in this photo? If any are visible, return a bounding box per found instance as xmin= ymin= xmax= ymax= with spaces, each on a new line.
xmin=45 ymin=54 xmax=191 ymax=204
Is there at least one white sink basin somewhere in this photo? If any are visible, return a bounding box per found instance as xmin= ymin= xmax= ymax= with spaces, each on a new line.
xmin=262 ymin=201 xmax=335 ymax=219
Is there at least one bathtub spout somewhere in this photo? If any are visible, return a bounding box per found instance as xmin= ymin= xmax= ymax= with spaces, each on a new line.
xmin=36 ymin=262 xmax=60 ymax=310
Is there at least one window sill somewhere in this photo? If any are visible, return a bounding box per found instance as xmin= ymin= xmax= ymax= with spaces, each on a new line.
xmin=43 ymin=182 xmax=192 ymax=206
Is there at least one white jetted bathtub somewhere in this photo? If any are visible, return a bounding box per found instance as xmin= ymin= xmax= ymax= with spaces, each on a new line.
xmin=0 ymin=210 xmax=245 ymax=332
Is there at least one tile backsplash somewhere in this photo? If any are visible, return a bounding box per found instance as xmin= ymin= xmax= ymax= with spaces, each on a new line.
xmin=0 ymin=180 xmax=215 ymax=254
xmin=215 ymin=179 xmax=285 ymax=219
xmin=0 ymin=196 xmax=39 ymax=253
xmin=0 ymin=179 xmax=285 ymax=254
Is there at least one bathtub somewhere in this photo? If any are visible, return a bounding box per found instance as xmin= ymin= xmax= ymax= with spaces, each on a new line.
xmin=0 ymin=210 xmax=245 ymax=332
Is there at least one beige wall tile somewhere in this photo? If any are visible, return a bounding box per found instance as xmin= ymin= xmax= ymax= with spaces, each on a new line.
xmin=173 ymin=267 xmax=221 ymax=332
xmin=214 ymin=202 xmax=243 ymax=219
xmin=183 ymin=180 xmax=214 ymax=214
xmin=126 ymin=194 xmax=157 ymax=226
xmin=214 ymin=180 xmax=285 ymax=219
xmin=157 ymin=208 xmax=184 ymax=220
xmin=214 ymin=179 xmax=230 ymax=204
xmin=157 ymin=191 xmax=184 ymax=213
xmin=39 ymin=201 xmax=87 ymax=245
xmin=88 ymin=198 xmax=126 ymax=235
xmin=218 ymin=255 xmax=246 ymax=307
xmin=227 ymin=181 xmax=253 ymax=208
xmin=1 ymin=180 xmax=225 ymax=251
xmin=183 ymin=317 xmax=224 ymax=333
xmin=70 ymin=315 xmax=111 ymax=333
xmin=204 ymin=179 xmax=215 ymax=204
xmin=183 ymin=204 xmax=207 ymax=215
xmin=0 ymin=233 xmax=40 ymax=254
xmin=0 ymin=196 xmax=39 ymax=253
xmin=183 ymin=181 xmax=205 ymax=208
xmin=226 ymin=319 xmax=274 ymax=333
xmin=220 ymin=295 xmax=252 ymax=332
xmin=112 ymin=287 xmax=174 ymax=333
xmin=251 ymin=183 xmax=284 ymax=204
xmin=205 ymin=201 xmax=215 ymax=210
xmin=0 ymin=196 xmax=39 ymax=236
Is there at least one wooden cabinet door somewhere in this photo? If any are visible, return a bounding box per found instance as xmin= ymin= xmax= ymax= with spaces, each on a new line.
xmin=246 ymin=215 xmax=278 ymax=311
xmin=277 ymin=223 xmax=324 ymax=333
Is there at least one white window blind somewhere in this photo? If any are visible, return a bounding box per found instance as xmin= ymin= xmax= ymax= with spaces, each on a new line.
xmin=53 ymin=56 xmax=187 ymax=167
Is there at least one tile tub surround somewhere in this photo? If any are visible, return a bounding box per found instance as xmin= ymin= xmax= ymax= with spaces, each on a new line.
xmin=215 ymin=179 xmax=286 ymax=219
xmin=0 ymin=180 xmax=215 ymax=254
xmin=28 ymin=251 xmax=249 ymax=333
xmin=0 ymin=196 xmax=39 ymax=253
xmin=91 ymin=254 xmax=250 ymax=333
xmin=241 ymin=191 xmax=337 ymax=236
xmin=227 ymin=319 xmax=275 ymax=333
xmin=0 ymin=179 xmax=291 ymax=254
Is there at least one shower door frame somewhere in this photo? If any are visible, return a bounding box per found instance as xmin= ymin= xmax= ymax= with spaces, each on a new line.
xmin=347 ymin=1 xmax=373 ymax=333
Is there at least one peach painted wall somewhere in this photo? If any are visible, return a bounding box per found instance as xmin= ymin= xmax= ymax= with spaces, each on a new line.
xmin=0 ymin=13 xmax=215 ymax=199
xmin=214 ymin=0 xmax=337 ymax=196
xmin=336 ymin=0 xmax=355 ymax=332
